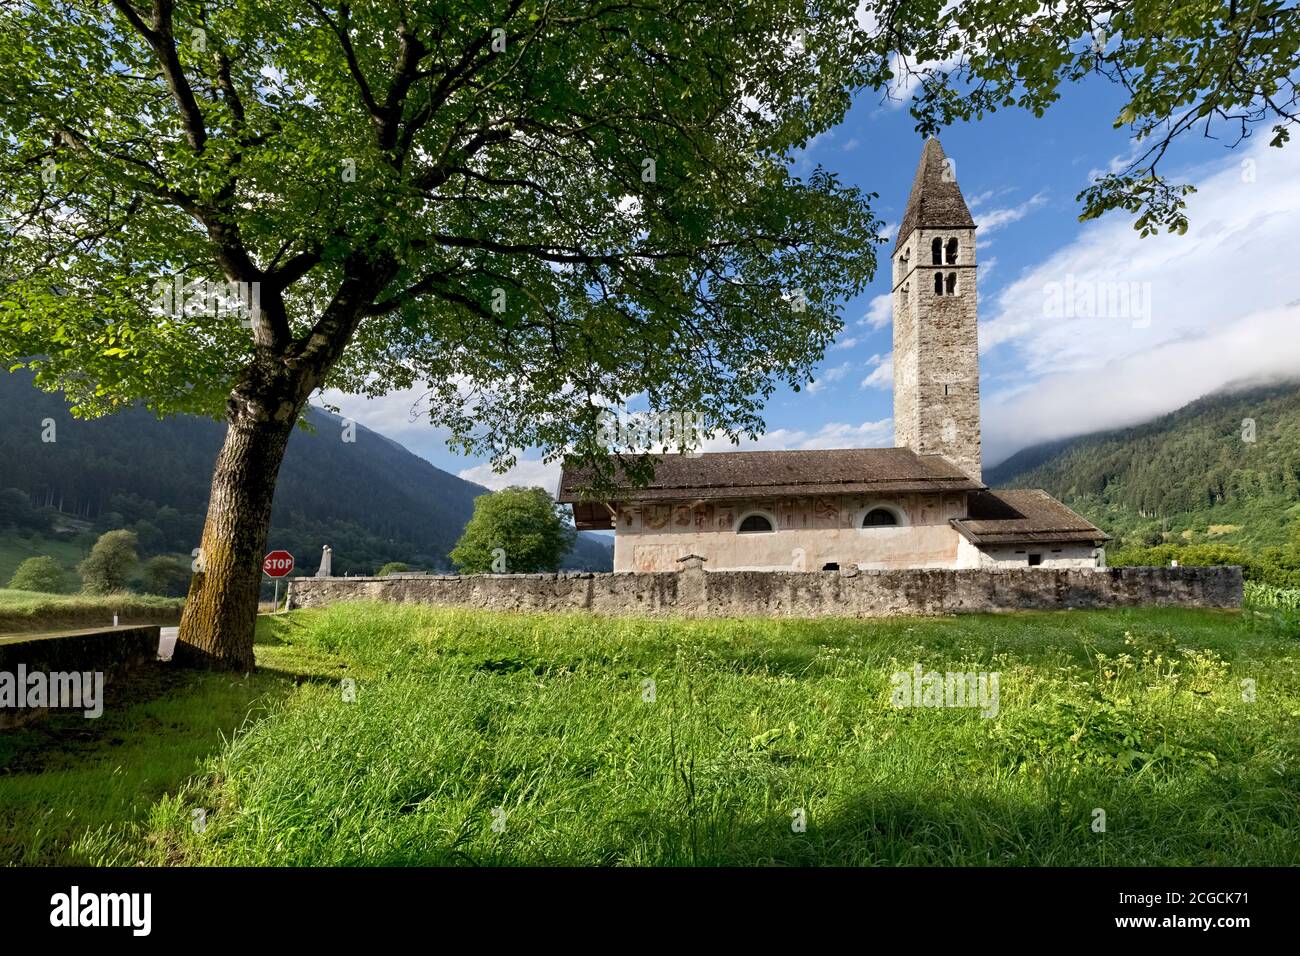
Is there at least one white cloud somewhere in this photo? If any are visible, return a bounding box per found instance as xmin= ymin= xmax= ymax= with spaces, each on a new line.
xmin=807 ymin=361 xmax=852 ymax=393
xmin=861 ymin=354 xmax=893 ymax=390
xmin=702 ymin=419 xmax=893 ymax=452
xmin=317 ymin=383 xmax=448 ymax=451
xmin=980 ymin=135 xmax=1300 ymax=465
xmin=975 ymin=192 xmax=1046 ymax=235
xmin=832 ymin=336 xmax=859 ymax=350
xmin=458 ymin=458 xmax=562 ymax=495
xmin=884 ymin=50 xmax=961 ymax=109
xmin=859 ymin=292 xmax=892 ymax=330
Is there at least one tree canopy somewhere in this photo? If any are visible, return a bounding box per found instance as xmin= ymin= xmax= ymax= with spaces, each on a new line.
xmin=451 ymin=486 xmax=575 ymax=573
xmin=78 ymin=528 xmax=140 ymax=594
xmin=863 ymin=0 xmax=1300 ymax=235
xmin=1 ymin=0 xmax=881 ymax=465
xmin=7 ymin=555 xmax=69 ymax=594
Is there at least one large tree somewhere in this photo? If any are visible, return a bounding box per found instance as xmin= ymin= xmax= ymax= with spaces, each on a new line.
xmin=0 ymin=1 xmax=882 ymax=668
xmin=2 ymin=1 xmax=1296 ymax=668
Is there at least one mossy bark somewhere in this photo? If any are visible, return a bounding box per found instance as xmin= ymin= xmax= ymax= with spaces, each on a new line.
xmin=175 ymin=366 xmax=305 ymax=670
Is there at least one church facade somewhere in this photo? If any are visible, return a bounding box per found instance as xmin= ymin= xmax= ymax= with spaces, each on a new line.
xmin=558 ymin=138 xmax=1108 ymax=573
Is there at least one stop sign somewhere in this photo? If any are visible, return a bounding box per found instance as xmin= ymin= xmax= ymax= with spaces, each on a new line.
xmin=263 ymin=550 xmax=294 ymax=578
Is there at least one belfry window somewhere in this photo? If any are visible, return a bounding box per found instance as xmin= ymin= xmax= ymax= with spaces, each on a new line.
xmin=933 ymin=271 xmax=944 ymax=295
xmin=863 ymin=508 xmax=898 ymax=527
xmin=945 ymin=238 xmax=959 ymax=264
xmin=945 ymin=272 xmax=957 ymax=295
xmin=737 ymin=513 xmax=774 ymax=534
xmin=931 ymin=237 xmax=943 ymax=264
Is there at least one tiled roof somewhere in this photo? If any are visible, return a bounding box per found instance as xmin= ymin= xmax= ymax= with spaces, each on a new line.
xmin=559 ymin=447 xmax=984 ymax=504
xmin=951 ymin=489 xmax=1110 ymax=546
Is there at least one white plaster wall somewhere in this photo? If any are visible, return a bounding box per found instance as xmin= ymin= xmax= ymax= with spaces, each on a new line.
xmin=956 ymin=536 xmax=1101 ymax=569
xmin=612 ymin=493 xmax=968 ymax=572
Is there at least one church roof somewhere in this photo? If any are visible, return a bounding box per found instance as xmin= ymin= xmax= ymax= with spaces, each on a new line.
xmin=894 ymin=137 xmax=976 ymax=252
xmin=559 ymin=447 xmax=985 ymax=529
xmin=951 ymin=489 xmax=1110 ymax=546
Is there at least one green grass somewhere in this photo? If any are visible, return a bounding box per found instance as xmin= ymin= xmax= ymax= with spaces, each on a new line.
xmin=0 ymin=624 xmax=345 ymax=865
xmin=0 ymin=589 xmax=183 ymax=632
xmin=0 ymin=533 xmax=90 ymax=590
xmin=3 ymin=604 xmax=1298 ymax=866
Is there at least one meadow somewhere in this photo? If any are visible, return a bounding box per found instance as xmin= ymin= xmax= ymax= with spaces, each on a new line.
xmin=0 ymin=589 xmax=183 ymax=632
xmin=1 ymin=602 xmax=1297 ymax=866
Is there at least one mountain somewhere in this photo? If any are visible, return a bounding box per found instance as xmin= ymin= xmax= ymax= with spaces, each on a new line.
xmin=0 ymin=371 xmax=612 ymax=579
xmin=986 ymin=381 xmax=1300 ymax=551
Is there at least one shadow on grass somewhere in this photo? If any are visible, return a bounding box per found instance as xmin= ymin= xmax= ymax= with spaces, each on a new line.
xmin=0 ymin=629 xmax=347 ymax=865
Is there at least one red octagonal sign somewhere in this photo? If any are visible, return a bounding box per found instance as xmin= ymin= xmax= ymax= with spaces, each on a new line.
xmin=263 ymin=550 xmax=295 ymax=578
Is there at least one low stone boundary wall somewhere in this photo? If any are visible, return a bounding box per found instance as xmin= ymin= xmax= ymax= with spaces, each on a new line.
xmin=0 ymin=625 xmax=161 ymax=729
xmin=286 ymin=563 xmax=1242 ymax=619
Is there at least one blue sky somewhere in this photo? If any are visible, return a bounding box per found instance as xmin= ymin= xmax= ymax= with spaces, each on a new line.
xmin=325 ymin=73 xmax=1300 ymax=491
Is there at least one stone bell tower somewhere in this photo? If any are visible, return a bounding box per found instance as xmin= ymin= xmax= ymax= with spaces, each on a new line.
xmin=891 ymin=136 xmax=982 ymax=481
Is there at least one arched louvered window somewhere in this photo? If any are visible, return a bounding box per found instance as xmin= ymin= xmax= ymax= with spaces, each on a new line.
xmin=934 ymin=271 xmax=944 ymax=295
xmin=946 ymin=272 xmax=957 ymax=295
xmin=945 ymin=237 xmax=959 ymax=264
xmin=931 ymin=237 xmax=943 ymax=264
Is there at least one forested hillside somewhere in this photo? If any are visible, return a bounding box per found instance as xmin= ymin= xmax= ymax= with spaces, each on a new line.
xmin=987 ymin=382 xmax=1300 ymax=552
xmin=0 ymin=372 xmax=611 ymax=583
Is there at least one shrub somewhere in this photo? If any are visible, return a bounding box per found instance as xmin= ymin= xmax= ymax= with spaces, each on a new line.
xmin=78 ymin=529 xmax=139 ymax=594
xmin=143 ymin=555 xmax=191 ymax=597
xmin=6 ymin=555 xmax=68 ymax=593
xmin=376 ymin=562 xmax=411 ymax=577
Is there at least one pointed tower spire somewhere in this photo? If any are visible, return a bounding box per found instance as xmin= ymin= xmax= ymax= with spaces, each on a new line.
xmin=890 ymin=136 xmax=982 ymax=481
xmin=894 ymin=136 xmax=975 ymax=254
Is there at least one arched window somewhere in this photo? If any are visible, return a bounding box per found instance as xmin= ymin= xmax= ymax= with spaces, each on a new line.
xmin=945 ymin=272 xmax=957 ymax=295
xmin=931 ymin=237 xmax=943 ymax=264
xmin=945 ymin=237 xmax=958 ymax=264
xmin=863 ymin=508 xmax=898 ymax=527
xmin=933 ymin=271 xmax=944 ymax=295
xmin=737 ymin=513 xmax=774 ymax=534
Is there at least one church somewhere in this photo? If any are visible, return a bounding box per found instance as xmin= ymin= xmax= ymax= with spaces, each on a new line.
xmin=558 ymin=138 xmax=1109 ymax=573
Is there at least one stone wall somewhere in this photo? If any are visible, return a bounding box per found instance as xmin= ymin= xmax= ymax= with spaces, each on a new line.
xmin=287 ymin=561 xmax=1242 ymax=619
xmin=0 ymin=625 xmax=160 ymax=729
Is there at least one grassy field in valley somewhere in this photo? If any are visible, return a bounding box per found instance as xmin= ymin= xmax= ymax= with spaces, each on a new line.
xmin=0 ymin=589 xmax=184 ymax=632
xmin=1 ymin=602 xmax=1297 ymax=866
xmin=0 ymin=534 xmax=89 ymax=591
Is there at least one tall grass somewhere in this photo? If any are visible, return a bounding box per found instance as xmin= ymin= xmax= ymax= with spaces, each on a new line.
xmin=0 ymin=589 xmax=183 ymax=633
xmin=49 ymin=603 xmax=1296 ymax=867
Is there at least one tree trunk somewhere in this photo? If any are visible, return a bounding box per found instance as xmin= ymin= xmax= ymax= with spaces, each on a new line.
xmin=175 ymin=373 xmax=304 ymax=670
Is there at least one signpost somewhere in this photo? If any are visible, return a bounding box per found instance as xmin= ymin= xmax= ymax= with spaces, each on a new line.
xmin=263 ymin=550 xmax=294 ymax=613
